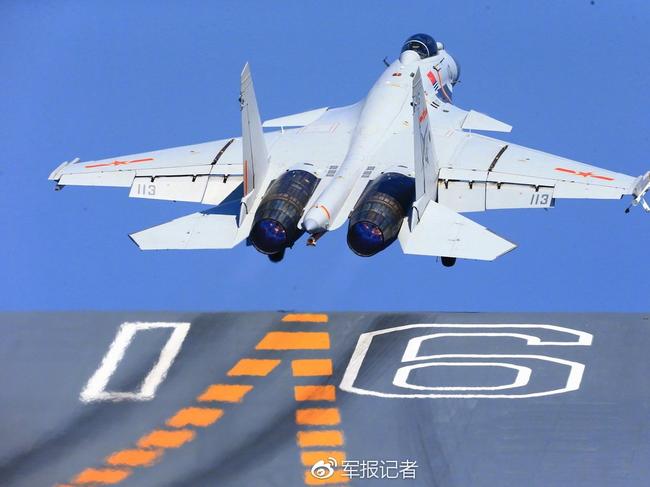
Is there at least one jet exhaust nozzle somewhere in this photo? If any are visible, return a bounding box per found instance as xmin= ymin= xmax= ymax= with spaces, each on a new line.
xmin=347 ymin=172 xmax=415 ymax=257
xmin=249 ymin=170 xmax=319 ymax=255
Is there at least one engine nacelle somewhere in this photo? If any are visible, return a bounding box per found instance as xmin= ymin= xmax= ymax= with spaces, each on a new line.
xmin=249 ymin=170 xmax=319 ymax=256
xmin=347 ymin=172 xmax=415 ymax=257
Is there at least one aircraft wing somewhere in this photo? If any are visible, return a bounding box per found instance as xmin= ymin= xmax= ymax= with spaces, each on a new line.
xmin=49 ymin=105 xmax=361 ymax=207
xmin=434 ymin=130 xmax=643 ymax=212
xmin=48 ymin=137 xmax=246 ymax=206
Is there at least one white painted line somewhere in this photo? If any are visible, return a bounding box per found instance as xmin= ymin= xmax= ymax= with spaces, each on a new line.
xmin=393 ymin=362 xmax=532 ymax=391
xmin=80 ymin=322 xmax=190 ymax=402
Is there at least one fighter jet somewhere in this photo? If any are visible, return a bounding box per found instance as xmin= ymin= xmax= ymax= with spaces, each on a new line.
xmin=49 ymin=33 xmax=649 ymax=266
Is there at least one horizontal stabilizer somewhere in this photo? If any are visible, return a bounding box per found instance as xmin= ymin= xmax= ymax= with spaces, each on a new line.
xmin=399 ymin=201 xmax=516 ymax=260
xmin=262 ymin=107 xmax=328 ymax=128
xmin=462 ymin=110 xmax=512 ymax=133
xmin=129 ymin=203 xmax=245 ymax=250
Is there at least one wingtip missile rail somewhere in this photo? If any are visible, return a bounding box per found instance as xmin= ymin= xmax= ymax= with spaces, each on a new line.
xmin=625 ymin=171 xmax=650 ymax=213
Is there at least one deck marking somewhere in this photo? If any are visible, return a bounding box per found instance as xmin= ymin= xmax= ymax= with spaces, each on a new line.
xmin=296 ymin=408 xmax=341 ymax=426
xmin=60 ymin=325 xmax=283 ymax=485
xmin=227 ymin=358 xmax=281 ymax=376
xmin=73 ymin=468 xmax=131 ymax=484
xmin=197 ymin=384 xmax=253 ymax=402
xmin=80 ymin=322 xmax=190 ymax=402
xmin=166 ymin=407 xmax=224 ymax=428
xmin=106 ymin=449 xmax=163 ymax=467
xmin=297 ymin=430 xmax=345 ymax=448
xmin=292 ymin=359 xmax=333 ymax=377
xmin=341 ymin=323 xmax=592 ymax=398
xmin=256 ymin=331 xmax=330 ymax=350
xmin=282 ymin=313 xmax=349 ymax=486
xmin=294 ymin=385 xmax=336 ymax=402
xmin=282 ymin=313 xmax=329 ymax=323
xmin=136 ymin=429 xmax=195 ymax=449
xmin=60 ymin=312 xmax=344 ymax=486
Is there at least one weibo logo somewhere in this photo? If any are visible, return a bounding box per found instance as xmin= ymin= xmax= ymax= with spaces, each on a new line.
xmin=310 ymin=457 xmax=337 ymax=479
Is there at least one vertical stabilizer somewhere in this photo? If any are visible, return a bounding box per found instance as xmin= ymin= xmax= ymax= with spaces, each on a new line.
xmin=411 ymin=67 xmax=439 ymax=227
xmin=240 ymin=63 xmax=269 ymax=212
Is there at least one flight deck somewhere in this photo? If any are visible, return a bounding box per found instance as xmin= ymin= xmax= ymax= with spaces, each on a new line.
xmin=1 ymin=312 xmax=648 ymax=486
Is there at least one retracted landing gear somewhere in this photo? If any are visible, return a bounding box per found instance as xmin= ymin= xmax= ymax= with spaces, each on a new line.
xmin=268 ymin=249 xmax=285 ymax=263
xmin=441 ymin=256 xmax=456 ymax=267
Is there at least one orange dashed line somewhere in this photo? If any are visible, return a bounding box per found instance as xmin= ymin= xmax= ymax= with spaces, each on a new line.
xmin=73 ymin=467 xmax=131 ymax=484
xmin=227 ymin=358 xmax=281 ymax=376
xmin=166 ymin=407 xmax=223 ymax=428
xmin=282 ymin=313 xmax=329 ymax=323
xmin=296 ymin=408 xmax=341 ymax=426
xmin=106 ymin=448 xmax=163 ymax=467
xmin=300 ymin=450 xmax=346 ymax=467
xmin=256 ymin=332 xmax=330 ymax=350
xmin=294 ymin=385 xmax=336 ymax=402
xmin=197 ymin=384 xmax=253 ymax=402
xmin=304 ymin=469 xmax=350 ymax=485
xmin=297 ymin=430 xmax=344 ymax=448
xmin=137 ymin=429 xmax=195 ymax=449
xmin=60 ymin=316 xmax=346 ymax=486
xmin=292 ymin=359 xmax=333 ymax=377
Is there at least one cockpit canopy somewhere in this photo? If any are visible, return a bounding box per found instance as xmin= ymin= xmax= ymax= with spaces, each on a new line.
xmin=401 ymin=33 xmax=438 ymax=59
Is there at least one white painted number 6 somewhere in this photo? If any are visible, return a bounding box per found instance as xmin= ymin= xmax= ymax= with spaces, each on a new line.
xmin=340 ymin=324 xmax=593 ymax=399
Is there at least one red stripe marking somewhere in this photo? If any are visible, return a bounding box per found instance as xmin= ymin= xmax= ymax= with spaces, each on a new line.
xmin=426 ymin=70 xmax=436 ymax=85
xmin=418 ymin=108 xmax=428 ymax=123
xmin=435 ymin=67 xmax=451 ymax=101
xmin=318 ymin=205 xmax=331 ymax=222
xmin=85 ymin=158 xmax=153 ymax=169
xmin=555 ymin=167 xmax=615 ymax=181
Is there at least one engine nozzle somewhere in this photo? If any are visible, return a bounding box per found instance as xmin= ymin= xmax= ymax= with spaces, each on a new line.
xmin=249 ymin=170 xmax=319 ymax=256
xmin=347 ymin=172 xmax=415 ymax=257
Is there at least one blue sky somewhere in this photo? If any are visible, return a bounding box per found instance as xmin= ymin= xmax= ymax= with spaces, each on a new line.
xmin=1 ymin=1 xmax=648 ymax=311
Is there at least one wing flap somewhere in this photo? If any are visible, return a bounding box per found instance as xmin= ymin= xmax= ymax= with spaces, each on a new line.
xmin=128 ymin=175 xmax=242 ymax=205
xmin=399 ymin=201 xmax=516 ymax=260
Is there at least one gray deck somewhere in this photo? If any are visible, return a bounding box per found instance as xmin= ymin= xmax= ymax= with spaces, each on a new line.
xmin=0 ymin=312 xmax=648 ymax=486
